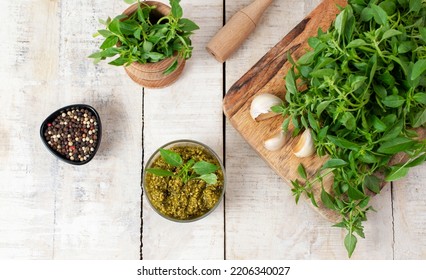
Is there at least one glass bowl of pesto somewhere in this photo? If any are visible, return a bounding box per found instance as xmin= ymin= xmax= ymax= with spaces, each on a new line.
xmin=143 ymin=140 xmax=226 ymax=222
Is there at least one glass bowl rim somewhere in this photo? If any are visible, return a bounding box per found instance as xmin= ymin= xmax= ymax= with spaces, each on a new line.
xmin=143 ymin=139 xmax=226 ymax=223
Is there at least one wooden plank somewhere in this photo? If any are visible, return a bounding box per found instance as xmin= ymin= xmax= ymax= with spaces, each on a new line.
xmin=0 ymin=0 xmax=142 ymax=259
xmin=224 ymin=0 xmax=393 ymax=259
xmin=50 ymin=0 xmax=142 ymax=259
xmin=0 ymin=0 xmax=59 ymax=259
xmin=141 ymin=0 xmax=225 ymax=259
xmin=393 ymin=165 xmax=426 ymax=259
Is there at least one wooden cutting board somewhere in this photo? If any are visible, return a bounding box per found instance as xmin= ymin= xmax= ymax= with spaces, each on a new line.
xmin=224 ymin=0 xmax=426 ymax=222
xmin=223 ymin=0 xmax=348 ymax=222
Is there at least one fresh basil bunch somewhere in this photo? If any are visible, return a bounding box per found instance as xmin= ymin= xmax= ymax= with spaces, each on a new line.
xmin=89 ymin=0 xmax=199 ymax=74
xmin=273 ymin=0 xmax=426 ymax=257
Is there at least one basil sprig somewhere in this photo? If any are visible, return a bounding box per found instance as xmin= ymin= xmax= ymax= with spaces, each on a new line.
xmin=273 ymin=0 xmax=426 ymax=257
xmin=89 ymin=0 xmax=199 ymax=74
xmin=146 ymin=149 xmax=219 ymax=185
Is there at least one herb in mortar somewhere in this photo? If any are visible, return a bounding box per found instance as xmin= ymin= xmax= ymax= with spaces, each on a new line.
xmin=89 ymin=0 xmax=199 ymax=74
xmin=273 ymin=0 xmax=426 ymax=257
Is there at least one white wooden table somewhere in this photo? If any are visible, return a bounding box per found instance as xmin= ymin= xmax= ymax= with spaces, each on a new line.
xmin=1 ymin=0 xmax=425 ymax=260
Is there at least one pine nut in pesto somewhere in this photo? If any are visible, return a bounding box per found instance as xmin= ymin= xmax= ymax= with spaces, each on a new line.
xmin=143 ymin=140 xmax=225 ymax=222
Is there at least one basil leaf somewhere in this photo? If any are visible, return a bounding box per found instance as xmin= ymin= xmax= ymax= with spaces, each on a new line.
xmin=371 ymin=4 xmax=388 ymax=26
xmin=192 ymin=161 xmax=219 ymax=175
xmin=322 ymin=159 xmax=348 ymax=170
xmin=412 ymin=109 xmax=426 ymax=128
xmin=297 ymin=163 xmax=307 ymax=179
xmin=321 ymin=188 xmax=336 ymax=210
xmin=198 ymin=173 xmax=217 ymax=185
xmin=413 ymin=93 xmax=426 ymax=105
xmin=363 ymin=175 xmax=381 ymax=194
xmin=159 ymin=148 xmax=183 ymax=167
xmin=100 ymin=36 xmax=118 ymax=49
xmin=385 ymin=166 xmax=409 ymax=181
xmin=381 ymin=29 xmax=402 ymax=41
xmin=178 ymin=18 xmax=200 ymax=32
xmin=348 ymin=186 xmax=365 ymax=200
xmin=327 ymin=136 xmax=360 ymax=151
xmin=377 ymin=137 xmax=416 ymax=154
xmin=411 ymin=60 xmax=426 ymax=81
xmin=171 ymin=0 xmax=183 ymax=18
xmin=382 ymin=95 xmax=405 ymax=108
xmin=346 ymin=39 xmax=368 ymax=48
xmin=146 ymin=168 xmax=174 ymax=177
xmin=345 ymin=234 xmax=357 ymax=258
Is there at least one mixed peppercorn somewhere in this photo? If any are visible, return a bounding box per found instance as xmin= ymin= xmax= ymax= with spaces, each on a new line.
xmin=44 ymin=107 xmax=99 ymax=162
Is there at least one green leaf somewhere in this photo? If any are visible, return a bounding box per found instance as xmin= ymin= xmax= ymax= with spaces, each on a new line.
xmin=334 ymin=7 xmax=347 ymax=36
xmin=321 ymin=159 xmax=348 ymax=169
xmin=412 ymin=109 xmax=426 ymax=128
xmin=321 ymin=188 xmax=336 ymax=210
xmin=98 ymin=29 xmax=113 ymax=38
xmin=398 ymin=41 xmax=415 ymax=54
xmin=282 ymin=117 xmax=291 ymax=133
xmin=198 ymin=173 xmax=217 ymax=185
xmin=411 ymin=60 xmax=426 ymax=81
xmin=145 ymin=168 xmax=174 ymax=177
xmin=345 ymin=233 xmax=357 ymax=258
xmin=409 ymin=0 xmax=422 ymax=13
xmin=327 ymin=136 xmax=360 ymax=151
xmin=143 ymin=41 xmax=153 ymax=53
xmin=413 ymin=93 xmax=426 ymax=105
xmin=372 ymin=116 xmax=387 ymax=132
xmin=420 ymin=28 xmax=426 ymax=42
xmin=381 ymin=29 xmax=402 ymax=41
xmin=108 ymin=18 xmax=122 ymax=35
xmin=348 ymin=186 xmax=365 ymax=200
xmin=377 ymin=137 xmax=416 ymax=154
xmin=163 ymin=59 xmax=178 ymax=75
xmin=364 ymin=175 xmax=381 ymax=194
xmin=297 ymin=51 xmax=315 ymax=65
xmin=171 ymin=0 xmax=183 ymax=18
xmin=316 ymin=101 xmax=331 ymax=116
xmin=359 ymin=152 xmax=378 ymax=164
xmin=341 ymin=111 xmax=356 ymax=130
xmin=381 ymin=120 xmax=403 ymax=141
xmin=178 ymin=18 xmax=200 ymax=32
xmin=360 ymin=7 xmax=373 ymax=22
xmin=124 ymin=0 xmax=137 ymax=4
xmin=307 ymin=111 xmax=319 ymax=132
xmin=371 ymin=4 xmax=388 ymax=26
xmin=346 ymin=39 xmax=368 ymax=48
xmin=159 ymin=148 xmax=183 ymax=167
xmin=382 ymin=95 xmax=405 ymax=108
xmin=406 ymin=154 xmax=426 ymax=168
xmin=309 ymin=68 xmax=335 ymax=78
xmin=297 ymin=163 xmax=307 ymax=180
xmin=385 ymin=166 xmax=409 ymax=181
xmin=192 ymin=161 xmax=219 ymax=175
xmin=100 ymin=36 xmax=118 ymax=49
xmin=108 ymin=56 xmax=127 ymax=66
xmin=285 ymin=68 xmax=297 ymax=95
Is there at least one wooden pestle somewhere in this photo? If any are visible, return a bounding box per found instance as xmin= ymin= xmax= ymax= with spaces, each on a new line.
xmin=206 ymin=0 xmax=274 ymax=63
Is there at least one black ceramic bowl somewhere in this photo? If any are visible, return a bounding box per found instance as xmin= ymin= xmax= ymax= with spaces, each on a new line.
xmin=40 ymin=104 xmax=102 ymax=165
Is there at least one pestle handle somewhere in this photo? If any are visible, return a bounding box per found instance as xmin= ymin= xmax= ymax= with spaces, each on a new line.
xmin=206 ymin=0 xmax=274 ymax=63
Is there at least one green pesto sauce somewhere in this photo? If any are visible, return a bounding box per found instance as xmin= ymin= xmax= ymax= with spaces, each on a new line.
xmin=145 ymin=145 xmax=224 ymax=220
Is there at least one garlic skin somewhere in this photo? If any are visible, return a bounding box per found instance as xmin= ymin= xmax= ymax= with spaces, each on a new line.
xmin=250 ymin=93 xmax=283 ymax=121
xmin=264 ymin=131 xmax=287 ymax=151
xmin=293 ymin=129 xmax=315 ymax=158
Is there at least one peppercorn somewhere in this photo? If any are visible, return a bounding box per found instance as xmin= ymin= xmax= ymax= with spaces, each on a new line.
xmin=44 ymin=107 xmax=99 ymax=162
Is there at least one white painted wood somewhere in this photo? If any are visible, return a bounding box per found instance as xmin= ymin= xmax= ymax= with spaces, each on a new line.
xmin=141 ymin=0 xmax=225 ymax=259
xmin=393 ymin=165 xmax=426 ymax=259
xmin=224 ymin=0 xmax=394 ymax=259
xmin=0 ymin=0 xmax=141 ymax=259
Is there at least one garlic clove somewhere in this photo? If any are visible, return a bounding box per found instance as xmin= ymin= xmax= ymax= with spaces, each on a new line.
xmin=293 ymin=129 xmax=315 ymax=158
xmin=264 ymin=131 xmax=287 ymax=151
xmin=250 ymin=93 xmax=283 ymax=121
